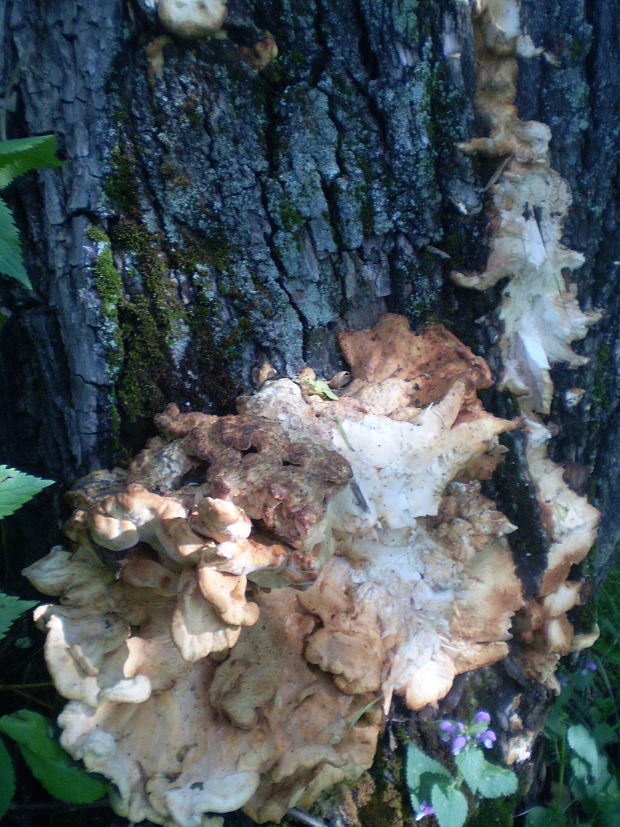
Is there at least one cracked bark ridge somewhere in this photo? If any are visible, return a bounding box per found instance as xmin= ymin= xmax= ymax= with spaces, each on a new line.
xmin=0 ymin=0 xmax=481 ymax=560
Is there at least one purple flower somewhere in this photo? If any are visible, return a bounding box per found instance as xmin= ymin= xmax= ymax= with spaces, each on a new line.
xmin=416 ymin=802 xmax=435 ymax=821
xmin=439 ymin=720 xmax=456 ymax=742
xmin=474 ymin=709 xmax=491 ymax=725
xmin=477 ymin=729 xmax=497 ymax=749
xmin=451 ymin=735 xmax=469 ymax=755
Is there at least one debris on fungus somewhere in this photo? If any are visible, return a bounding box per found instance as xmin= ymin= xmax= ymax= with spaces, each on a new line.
xmin=24 ymin=315 xmax=534 ymax=826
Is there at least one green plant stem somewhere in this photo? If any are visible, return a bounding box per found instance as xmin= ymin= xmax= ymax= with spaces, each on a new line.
xmin=553 ymin=724 xmax=567 ymax=815
xmin=0 ymin=682 xmax=53 ymax=689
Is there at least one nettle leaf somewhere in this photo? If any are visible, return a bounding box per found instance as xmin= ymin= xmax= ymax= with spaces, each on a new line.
xmin=406 ymin=743 xmax=452 ymax=810
xmin=0 ymin=196 xmax=30 ymax=287
xmin=0 ymin=710 xmax=109 ymax=803
xmin=455 ymin=747 xmax=484 ymax=794
xmin=406 ymin=743 xmax=452 ymax=785
xmin=0 ymin=135 xmax=64 ymax=190
xmin=0 ymin=735 xmax=15 ymax=819
xmin=456 ymin=748 xmax=517 ymax=798
xmin=0 ymin=592 xmax=38 ymax=640
xmin=476 ymin=754 xmax=518 ymax=798
xmin=431 ymin=783 xmax=468 ymax=827
xmin=568 ymin=724 xmax=602 ymax=774
xmin=0 ymin=465 xmax=53 ymax=519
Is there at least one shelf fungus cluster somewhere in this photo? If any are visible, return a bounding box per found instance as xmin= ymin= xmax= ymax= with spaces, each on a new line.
xmin=24 ymin=314 xmax=543 ymax=826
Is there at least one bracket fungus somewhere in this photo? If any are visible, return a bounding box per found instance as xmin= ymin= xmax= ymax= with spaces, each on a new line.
xmin=157 ymin=0 xmax=227 ymax=38
xmin=450 ymin=0 xmax=601 ymax=722
xmin=453 ymin=0 xmax=602 ymax=416
xmin=23 ymin=314 xmax=556 ymax=825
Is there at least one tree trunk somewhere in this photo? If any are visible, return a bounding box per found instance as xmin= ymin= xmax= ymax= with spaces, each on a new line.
xmin=1 ymin=0 xmax=619 ymax=824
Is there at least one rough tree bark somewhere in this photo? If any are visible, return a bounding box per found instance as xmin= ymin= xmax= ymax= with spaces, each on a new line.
xmin=1 ymin=0 xmax=619 ymax=825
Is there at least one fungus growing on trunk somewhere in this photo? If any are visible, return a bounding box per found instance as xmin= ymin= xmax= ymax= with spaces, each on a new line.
xmin=450 ymin=0 xmax=601 ymax=716
xmin=23 ymin=315 xmax=593 ymax=826
xmin=157 ymin=0 xmax=227 ymax=38
xmin=452 ymin=0 xmax=602 ymax=416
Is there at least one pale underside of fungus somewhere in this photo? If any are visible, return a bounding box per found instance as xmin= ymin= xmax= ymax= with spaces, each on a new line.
xmin=23 ymin=314 xmax=554 ymax=827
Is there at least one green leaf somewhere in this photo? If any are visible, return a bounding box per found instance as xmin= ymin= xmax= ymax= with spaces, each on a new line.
xmin=524 ymin=806 xmax=564 ymax=827
xmin=431 ymin=783 xmax=468 ymax=827
xmin=308 ymin=379 xmax=339 ymax=400
xmin=0 ymin=196 xmax=30 ymax=287
xmin=0 ymin=710 xmax=109 ymax=803
xmin=593 ymin=723 xmax=617 ymax=748
xmin=0 ymin=735 xmax=15 ymax=819
xmin=455 ymin=747 xmax=484 ymax=794
xmin=476 ymin=754 xmax=518 ymax=798
xmin=406 ymin=743 xmax=451 ymax=810
xmin=0 ymin=465 xmax=53 ymax=519
xmin=456 ymin=748 xmax=518 ymax=798
xmin=568 ymin=725 xmax=603 ymax=774
xmin=0 ymin=135 xmax=64 ymax=190
xmin=0 ymin=592 xmax=38 ymax=640
xmin=406 ymin=743 xmax=451 ymax=791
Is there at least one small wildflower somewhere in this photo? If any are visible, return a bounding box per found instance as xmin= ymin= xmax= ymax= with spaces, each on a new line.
xmin=438 ymin=720 xmax=455 ymax=742
xmin=451 ymin=735 xmax=469 ymax=755
xmin=474 ymin=709 xmax=491 ymax=725
xmin=416 ymin=802 xmax=435 ymax=820
xmin=477 ymin=729 xmax=497 ymax=749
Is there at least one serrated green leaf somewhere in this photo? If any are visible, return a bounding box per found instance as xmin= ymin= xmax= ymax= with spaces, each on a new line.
xmin=475 ymin=754 xmax=518 ymax=798
xmin=0 ymin=735 xmax=16 ymax=819
xmin=0 ymin=465 xmax=53 ymax=519
xmin=456 ymin=748 xmax=517 ymax=799
xmin=406 ymin=743 xmax=451 ymax=790
xmin=0 ymin=196 xmax=30 ymax=287
xmin=455 ymin=746 xmax=484 ymax=794
xmin=0 ymin=592 xmax=38 ymax=640
xmin=568 ymin=725 xmax=602 ymax=774
xmin=406 ymin=743 xmax=452 ymax=811
xmin=431 ymin=783 xmax=468 ymax=827
xmin=0 ymin=135 xmax=64 ymax=190
xmin=0 ymin=710 xmax=109 ymax=804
